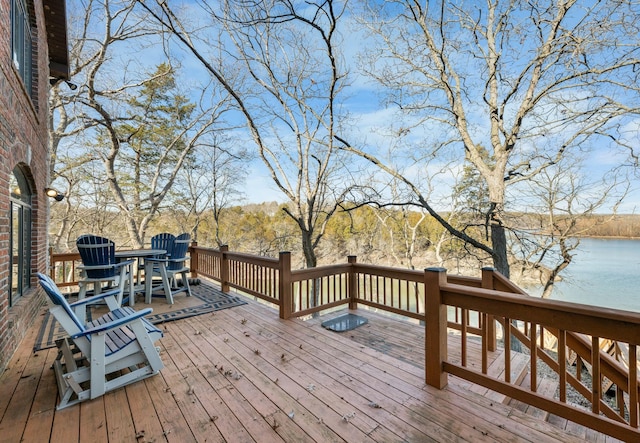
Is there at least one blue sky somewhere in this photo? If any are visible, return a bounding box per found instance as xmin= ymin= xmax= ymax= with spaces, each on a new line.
xmin=64 ymin=0 xmax=640 ymax=214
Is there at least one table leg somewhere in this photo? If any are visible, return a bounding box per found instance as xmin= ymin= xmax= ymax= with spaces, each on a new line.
xmin=145 ymin=261 xmax=153 ymax=304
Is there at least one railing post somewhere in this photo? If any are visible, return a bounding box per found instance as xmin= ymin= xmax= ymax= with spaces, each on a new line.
xmin=49 ymin=246 xmax=55 ymax=280
xmin=425 ymin=267 xmax=448 ymax=389
xmin=279 ymin=251 xmax=292 ymax=320
xmin=347 ymin=255 xmax=357 ymax=310
xmin=189 ymin=241 xmax=199 ymax=279
xmin=220 ymin=245 xmax=229 ymax=292
xmin=481 ymin=267 xmax=497 ymax=352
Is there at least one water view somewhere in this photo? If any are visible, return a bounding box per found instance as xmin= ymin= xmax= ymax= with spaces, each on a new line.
xmin=529 ymin=237 xmax=640 ymax=313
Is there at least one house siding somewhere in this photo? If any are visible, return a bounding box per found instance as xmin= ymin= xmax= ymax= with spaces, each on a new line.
xmin=0 ymin=0 xmax=53 ymax=372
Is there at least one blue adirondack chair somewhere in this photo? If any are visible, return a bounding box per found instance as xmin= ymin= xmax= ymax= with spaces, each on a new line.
xmin=36 ymin=273 xmax=163 ymax=410
xmin=76 ymin=234 xmax=134 ymax=317
xmin=145 ymin=233 xmax=192 ymax=304
xmin=135 ymin=233 xmax=175 ymax=283
xmin=151 ymin=233 xmax=175 ymax=256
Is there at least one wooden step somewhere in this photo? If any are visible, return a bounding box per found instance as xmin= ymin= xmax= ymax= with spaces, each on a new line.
xmin=461 ymin=347 xmax=530 ymax=404
xmin=508 ymin=375 xmax=559 ymax=421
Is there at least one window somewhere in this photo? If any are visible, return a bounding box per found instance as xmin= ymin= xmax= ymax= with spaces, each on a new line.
xmin=10 ymin=0 xmax=33 ymax=96
xmin=10 ymin=166 xmax=33 ymax=306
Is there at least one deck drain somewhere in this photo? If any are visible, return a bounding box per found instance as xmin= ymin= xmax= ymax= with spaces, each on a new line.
xmin=321 ymin=314 xmax=368 ymax=332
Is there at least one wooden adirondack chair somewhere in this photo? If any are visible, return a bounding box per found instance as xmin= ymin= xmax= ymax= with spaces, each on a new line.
xmin=136 ymin=233 xmax=175 ymax=283
xmin=151 ymin=233 xmax=175 ymax=255
xmin=37 ymin=273 xmax=164 ymax=410
xmin=145 ymin=233 xmax=192 ymax=304
xmin=76 ymin=234 xmax=134 ymax=317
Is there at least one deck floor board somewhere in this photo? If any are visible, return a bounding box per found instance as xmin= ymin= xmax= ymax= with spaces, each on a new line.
xmin=0 ymin=282 xmax=624 ymax=442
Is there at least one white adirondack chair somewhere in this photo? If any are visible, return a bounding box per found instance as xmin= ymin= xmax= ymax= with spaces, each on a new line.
xmin=37 ymin=273 xmax=164 ymax=410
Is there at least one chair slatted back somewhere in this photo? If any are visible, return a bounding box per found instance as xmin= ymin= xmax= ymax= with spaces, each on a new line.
xmin=167 ymin=233 xmax=190 ymax=271
xmin=37 ymin=273 xmax=85 ymax=333
xmin=77 ymin=235 xmax=116 ymax=279
xmin=151 ymin=233 xmax=175 ymax=258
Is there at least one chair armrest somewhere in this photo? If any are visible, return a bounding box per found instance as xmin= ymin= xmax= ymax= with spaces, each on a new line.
xmin=145 ymin=257 xmax=168 ymax=264
xmin=69 ymin=288 xmax=121 ymax=307
xmin=146 ymin=257 xmax=187 ymax=265
xmin=77 ymin=264 xmax=115 ymax=271
xmin=78 ymin=259 xmax=134 ymax=272
xmin=72 ymin=308 xmax=153 ymax=337
xmin=114 ymin=259 xmax=135 ymax=268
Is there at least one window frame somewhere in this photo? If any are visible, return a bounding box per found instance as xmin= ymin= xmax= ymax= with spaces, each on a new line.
xmin=10 ymin=0 xmax=33 ymax=96
xmin=9 ymin=166 xmax=33 ymax=306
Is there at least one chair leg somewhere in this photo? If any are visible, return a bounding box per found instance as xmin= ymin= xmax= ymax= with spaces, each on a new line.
xmin=78 ymin=282 xmax=87 ymax=301
xmin=144 ymin=260 xmax=153 ymax=304
xmin=159 ymin=265 xmax=173 ymax=304
xmin=112 ymin=263 xmax=134 ymax=307
xmin=89 ymin=334 xmax=107 ymax=399
xmin=129 ymin=270 xmax=135 ymax=306
xmin=115 ymin=272 xmax=126 ymax=307
xmin=181 ymin=270 xmax=192 ymax=297
xmin=76 ymin=283 xmax=88 ymax=324
xmin=130 ymin=321 xmax=164 ymax=372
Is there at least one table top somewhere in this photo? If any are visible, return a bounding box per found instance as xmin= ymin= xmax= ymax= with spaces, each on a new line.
xmin=115 ymin=248 xmax=166 ymax=258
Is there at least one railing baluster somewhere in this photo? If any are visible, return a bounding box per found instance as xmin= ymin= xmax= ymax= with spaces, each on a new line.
xmin=332 ymin=274 xmax=336 ymax=303
xmin=592 ymin=336 xmax=601 ymax=414
xmin=530 ymin=322 xmax=537 ymax=393
xmin=382 ymin=278 xmax=393 ymax=305
xmin=630 ymin=344 xmax=638 ymax=428
xmin=480 ymin=311 xmax=486 ymax=373
xmin=617 ymin=385 xmax=625 ymax=420
xmin=405 ymin=279 xmax=409 ymax=312
xmin=559 ymin=329 xmax=567 ymax=403
xmin=461 ymin=307 xmax=467 ymax=368
xmin=504 ymin=317 xmax=511 ymax=384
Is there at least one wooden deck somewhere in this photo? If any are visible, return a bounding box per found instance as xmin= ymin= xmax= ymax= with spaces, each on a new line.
xmin=0 ymin=282 xmax=622 ymax=442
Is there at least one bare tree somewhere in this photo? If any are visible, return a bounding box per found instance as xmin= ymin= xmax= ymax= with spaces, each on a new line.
xmin=171 ymin=132 xmax=248 ymax=244
xmin=139 ymin=0 xmax=358 ymax=269
xmin=510 ymin=157 xmax=627 ymax=298
xmin=371 ymin=182 xmax=429 ymax=270
xmin=348 ymin=0 xmax=640 ymax=277
xmin=49 ymin=0 xmax=231 ymax=248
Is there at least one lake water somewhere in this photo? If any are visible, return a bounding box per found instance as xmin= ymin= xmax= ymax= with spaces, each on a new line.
xmin=528 ymin=238 xmax=640 ymax=313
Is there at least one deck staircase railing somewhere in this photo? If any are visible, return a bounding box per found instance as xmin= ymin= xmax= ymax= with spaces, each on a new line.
xmin=50 ymin=244 xmax=640 ymax=440
xmin=426 ymin=267 xmax=640 ymax=442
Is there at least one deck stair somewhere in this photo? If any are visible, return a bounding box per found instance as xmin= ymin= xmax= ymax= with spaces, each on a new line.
xmin=311 ymin=307 xmax=630 ymax=441
xmin=455 ymin=349 xmax=611 ymax=438
xmin=465 ymin=347 xmax=530 ymax=404
xmin=507 ymin=371 xmax=559 ymax=421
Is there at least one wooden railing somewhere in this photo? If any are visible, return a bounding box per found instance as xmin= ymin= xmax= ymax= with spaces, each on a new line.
xmin=51 ymin=244 xmax=640 ymax=440
xmin=48 ymin=249 xmax=81 ymax=289
xmin=426 ymin=267 xmax=640 ymax=441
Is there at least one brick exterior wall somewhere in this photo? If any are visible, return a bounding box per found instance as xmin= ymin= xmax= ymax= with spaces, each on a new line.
xmin=0 ymin=0 xmax=53 ymax=372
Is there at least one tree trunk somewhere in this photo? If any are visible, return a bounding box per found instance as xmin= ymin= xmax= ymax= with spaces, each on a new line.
xmin=490 ymin=222 xmax=509 ymax=278
xmin=489 ymin=201 xmax=510 ymax=278
xmin=301 ymin=230 xmax=317 ymax=269
xmin=301 ymin=229 xmax=320 ymax=315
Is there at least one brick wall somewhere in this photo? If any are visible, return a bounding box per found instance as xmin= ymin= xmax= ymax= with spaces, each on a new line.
xmin=0 ymin=0 xmax=52 ymax=372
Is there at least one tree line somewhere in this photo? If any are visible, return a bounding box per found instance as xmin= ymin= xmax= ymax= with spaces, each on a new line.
xmin=50 ymin=198 xmax=640 ymax=289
